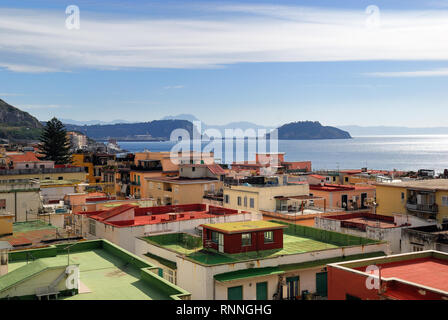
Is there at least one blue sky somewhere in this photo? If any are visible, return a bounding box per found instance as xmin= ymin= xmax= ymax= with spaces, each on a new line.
xmin=1 ymin=0 xmax=448 ymax=127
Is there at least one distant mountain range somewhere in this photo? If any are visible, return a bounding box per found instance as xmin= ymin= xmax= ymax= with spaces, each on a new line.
xmin=60 ymin=118 xmax=131 ymax=126
xmin=0 ymin=99 xmax=43 ymax=141
xmin=63 ymin=120 xmax=200 ymax=141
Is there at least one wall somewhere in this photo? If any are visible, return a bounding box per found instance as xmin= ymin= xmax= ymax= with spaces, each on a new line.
xmin=327 ymin=265 xmax=380 ymax=300
xmin=375 ymin=185 xmax=407 ymax=216
xmin=0 ymin=188 xmax=41 ymax=222
xmin=223 ymin=184 xmax=310 ymax=213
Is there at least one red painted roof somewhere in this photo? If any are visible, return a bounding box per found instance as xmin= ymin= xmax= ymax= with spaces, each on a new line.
xmin=90 ymin=204 xmax=136 ymax=221
xmin=309 ymin=174 xmax=325 ymax=179
xmin=310 ymin=183 xmax=374 ymax=192
xmin=8 ymin=152 xmax=40 ymax=162
xmin=356 ymin=257 xmax=448 ymax=293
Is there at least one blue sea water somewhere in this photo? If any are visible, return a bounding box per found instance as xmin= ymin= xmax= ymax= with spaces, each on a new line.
xmin=117 ymin=135 xmax=448 ymax=172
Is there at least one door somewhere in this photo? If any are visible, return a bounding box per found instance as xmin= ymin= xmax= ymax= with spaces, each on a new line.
xmin=228 ymin=286 xmax=243 ymax=300
xmin=315 ymin=272 xmax=328 ymax=297
xmin=286 ymin=276 xmax=299 ymax=300
xmin=218 ymin=233 xmax=224 ymax=253
xmin=361 ymin=193 xmax=367 ymax=209
xmin=256 ymin=282 xmax=268 ymax=300
xmin=341 ymin=195 xmax=348 ymax=211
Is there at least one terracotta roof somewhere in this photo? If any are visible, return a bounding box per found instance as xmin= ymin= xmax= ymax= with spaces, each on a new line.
xmin=91 ymin=204 xmax=137 ymax=221
xmin=8 ymin=152 xmax=40 ymax=162
xmin=309 ymin=174 xmax=325 ymax=179
xmin=182 ymin=163 xmax=226 ymax=175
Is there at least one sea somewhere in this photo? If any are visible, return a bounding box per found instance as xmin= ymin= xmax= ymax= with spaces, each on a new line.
xmin=116 ymin=135 xmax=448 ymax=173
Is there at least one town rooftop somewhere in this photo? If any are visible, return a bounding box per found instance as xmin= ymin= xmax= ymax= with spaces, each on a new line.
xmin=4 ymin=239 xmax=190 ymax=300
xmin=142 ymin=221 xmax=380 ymax=266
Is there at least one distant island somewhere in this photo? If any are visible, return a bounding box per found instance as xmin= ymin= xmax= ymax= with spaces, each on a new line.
xmin=268 ymin=121 xmax=352 ymax=140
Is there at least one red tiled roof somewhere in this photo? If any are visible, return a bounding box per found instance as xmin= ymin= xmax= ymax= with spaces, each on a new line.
xmin=8 ymin=152 xmax=40 ymax=162
xmin=91 ymin=204 xmax=136 ymax=221
xmin=309 ymin=174 xmax=325 ymax=179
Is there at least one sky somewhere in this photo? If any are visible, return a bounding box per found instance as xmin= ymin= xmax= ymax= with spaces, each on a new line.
xmin=1 ymin=0 xmax=448 ymax=127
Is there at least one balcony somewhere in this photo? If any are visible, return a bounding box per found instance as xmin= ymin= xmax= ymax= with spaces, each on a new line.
xmin=406 ymin=202 xmax=438 ymax=214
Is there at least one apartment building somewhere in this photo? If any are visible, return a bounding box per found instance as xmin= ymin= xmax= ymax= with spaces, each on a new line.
xmin=375 ymin=179 xmax=448 ymax=224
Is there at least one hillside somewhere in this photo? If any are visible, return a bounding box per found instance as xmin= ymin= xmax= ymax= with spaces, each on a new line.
xmin=268 ymin=121 xmax=351 ymax=140
xmin=64 ymin=120 xmax=199 ymax=141
xmin=0 ymin=99 xmax=43 ymax=141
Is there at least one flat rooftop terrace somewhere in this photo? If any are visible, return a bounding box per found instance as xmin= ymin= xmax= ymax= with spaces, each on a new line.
xmin=0 ymin=220 xmax=57 ymax=247
xmin=354 ymin=257 xmax=448 ymax=293
xmin=143 ymin=222 xmax=378 ymax=266
xmin=6 ymin=240 xmax=189 ymax=300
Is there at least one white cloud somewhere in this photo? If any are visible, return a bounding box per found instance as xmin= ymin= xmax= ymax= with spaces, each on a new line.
xmin=21 ymin=104 xmax=65 ymax=110
xmin=0 ymin=5 xmax=448 ymax=72
xmin=163 ymin=85 xmax=185 ymax=89
xmin=365 ymin=68 xmax=448 ymax=77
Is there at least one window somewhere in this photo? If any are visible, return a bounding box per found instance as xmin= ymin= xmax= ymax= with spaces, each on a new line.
xmin=89 ymin=220 xmax=96 ymax=236
xmin=345 ymin=177 xmax=349 ymax=182
xmin=225 ymin=195 xmax=230 ymax=204
xmin=442 ymin=196 xmax=448 ymax=207
xmin=333 ymin=177 xmax=336 ymax=182
xmin=237 ymin=196 xmax=242 ymax=206
xmin=40 ymin=164 xmax=45 ymax=169
xmin=211 ymin=231 xmax=219 ymax=243
xmin=58 ymin=177 xmax=63 ymax=180
xmin=204 ymin=184 xmax=208 ymax=192
xmin=0 ymin=199 xmax=5 ymax=210
xmin=165 ymin=269 xmax=176 ymax=284
xmin=244 ymin=196 xmax=247 ymax=207
xmin=250 ymin=198 xmax=254 ymax=208
xmin=174 ymin=186 xmax=179 ymax=193
xmin=401 ymin=192 xmax=405 ymax=201
xmin=192 ymin=167 xmax=196 ymax=172
xmin=264 ymin=231 xmax=274 ymax=243
xmin=149 ymin=182 xmax=153 ymax=189
xmin=242 ymin=233 xmax=251 ymax=246
xmin=25 ymin=164 xmax=29 ymax=168
xmin=412 ymin=244 xmax=424 ymax=252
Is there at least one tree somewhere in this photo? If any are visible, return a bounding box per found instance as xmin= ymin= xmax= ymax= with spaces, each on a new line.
xmin=39 ymin=117 xmax=71 ymax=164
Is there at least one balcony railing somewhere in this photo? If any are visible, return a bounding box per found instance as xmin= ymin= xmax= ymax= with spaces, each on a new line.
xmin=406 ymin=202 xmax=438 ymax=213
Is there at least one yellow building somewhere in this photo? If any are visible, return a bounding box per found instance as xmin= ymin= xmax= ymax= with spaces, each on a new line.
xmin=0 ymin=167 xmax=86 ymax=183
xmin=71 ymin=153 xmax=116 ymax=184
xmin=146 ymin=176 xmax=222 ymax=205
xmin=223 ymin=182 xmax=310 ymax=213
xmin=375 ymin=180 xmax=448 ymax=223
xmin=0 ymin=213 xmax=14 ymax=236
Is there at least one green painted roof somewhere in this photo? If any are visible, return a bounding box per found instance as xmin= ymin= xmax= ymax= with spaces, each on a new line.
xmin=279 ymin=251 xmax=387 ymax=272
xmin=0 ymin=259 xmax=67 ymax=293
xmin=202 ymin=220 xmax=287 ymax=234
xmin=214 ymin=266 xmax=284 ymax=282
xmin=6 ymin=240 xmax=190 ymax=300
xmin=144 ymin=252 xmax=177 ymax=270
xmin=12 ymin=220 xmax=56 ymax=233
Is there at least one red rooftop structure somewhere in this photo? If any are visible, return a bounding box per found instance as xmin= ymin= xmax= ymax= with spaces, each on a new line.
xmin=327 ymin=250 xmax=448 ymax=300
xmin=201 ymin=220 xmax=287 ymax=254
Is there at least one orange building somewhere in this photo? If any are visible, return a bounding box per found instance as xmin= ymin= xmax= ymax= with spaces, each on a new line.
xmin=309 ymin=184 xmax=376 ymax=212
